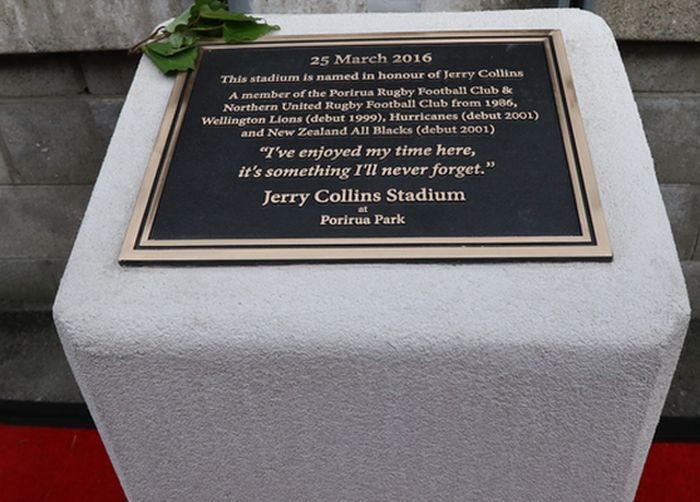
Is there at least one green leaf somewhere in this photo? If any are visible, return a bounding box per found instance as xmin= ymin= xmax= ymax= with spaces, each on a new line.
xmin=192 ymin=0 xmax=225 ymax=13
xmin=222 ymin=21 xmax=279 ymax=42
xmin=199 ymin=5 xmax=261 ymax=22
xmin=169 ymin=32 xmax=184 ymax=48
xmin=144 ymin=45 xmax=199 ymax=73
xmin=136 ymin=1 xmax=280 ymax=75
xmin=165 ymin=8 xmax=194 ymax=33
xmin=168 ymin=33 xmax=195 ymax=49
xmin=146 ymin=41 xmax=196 ymax=57
xmin=195 ymin=0 xmax=225 ymax=7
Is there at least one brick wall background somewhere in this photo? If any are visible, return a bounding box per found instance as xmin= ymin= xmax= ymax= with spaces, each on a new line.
xmin=0 ymin=1 xmax=698 ymax=416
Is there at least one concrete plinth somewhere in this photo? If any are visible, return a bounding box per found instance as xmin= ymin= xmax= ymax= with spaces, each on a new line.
xmin=54 ymin=10 xmax=690 ymax=501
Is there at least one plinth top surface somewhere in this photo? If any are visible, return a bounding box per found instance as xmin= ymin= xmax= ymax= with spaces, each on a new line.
xmin=55 ymin=9 xmax=689 ymax=354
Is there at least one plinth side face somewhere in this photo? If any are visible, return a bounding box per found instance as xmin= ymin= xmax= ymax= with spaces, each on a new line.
xmin=119 ymin=30 xmax=611 ymax=263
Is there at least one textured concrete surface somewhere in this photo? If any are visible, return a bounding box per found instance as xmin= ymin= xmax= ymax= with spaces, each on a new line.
xmin=0 ymin=311 xmax=83 ymax=402
xmin=598 ymin=0 xmax=700 ymax=42
xmin=9 ymin=313 xmax=700 ymax=412
xmin=54 ymin=10 xmax=689 ymax=501
xmin=250 ymin=0 xmax=366 ymax=13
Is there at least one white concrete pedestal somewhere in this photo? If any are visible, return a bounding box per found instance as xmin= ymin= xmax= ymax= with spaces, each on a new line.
xmin=54 ymin=10 xmax=690 ymax=501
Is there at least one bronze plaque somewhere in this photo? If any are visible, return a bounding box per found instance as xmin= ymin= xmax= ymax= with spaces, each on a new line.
xmin=120 ymin=30 xmax=611 ymax=263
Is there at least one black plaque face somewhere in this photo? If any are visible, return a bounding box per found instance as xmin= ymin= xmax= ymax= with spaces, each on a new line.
xmin=120 ymin=31 xmax=611 ymax=262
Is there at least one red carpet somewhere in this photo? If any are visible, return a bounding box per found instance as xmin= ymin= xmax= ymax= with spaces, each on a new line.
xmin=0 ymin=423 xmax=698 ymax=501
xmin=0 ymin=425 xmax=125 ymax=502
xmin=635 ymin=442 xmax=700 ymax=502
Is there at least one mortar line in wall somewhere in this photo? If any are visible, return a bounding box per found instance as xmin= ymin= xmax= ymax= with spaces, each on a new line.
xmin=632 ymin=91 xmax=700 ymax=96
xmin=0 ymin=94 xmax=126 ymax=104
xmin=0 ymin=256 xmax=69 ymax=261
xmin=0 ymin=182 xmax=96 ymax=187
xmin=659 ymin=183 xmax=700 ymax=189
xmin=658 ymin=183 xmax=700 ymax=191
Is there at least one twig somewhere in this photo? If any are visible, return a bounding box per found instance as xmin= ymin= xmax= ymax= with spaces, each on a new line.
xmin=129 ymin=26 xmax=169 ymax=54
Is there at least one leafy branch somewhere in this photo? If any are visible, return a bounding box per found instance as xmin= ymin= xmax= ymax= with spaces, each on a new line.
xmin=131 ymin=0 xmax=279 ymax=74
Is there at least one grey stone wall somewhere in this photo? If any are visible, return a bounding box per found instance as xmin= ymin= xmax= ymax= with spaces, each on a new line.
xmin=0 ymin=52 xmax=136 ymax=313
xmin=0 ymin=2 xmax=698 ymax=414
xmin=0 ymin=1 xmax=192 ymax=54
xmin=2 ymin=1 xmax=698 ymax=53
xmin=598 ymin=0 xmax=700 ymax=42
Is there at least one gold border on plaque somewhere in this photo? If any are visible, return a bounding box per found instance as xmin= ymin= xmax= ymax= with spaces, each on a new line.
xmin=120 ymin=30 xmax=612 ymax=262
